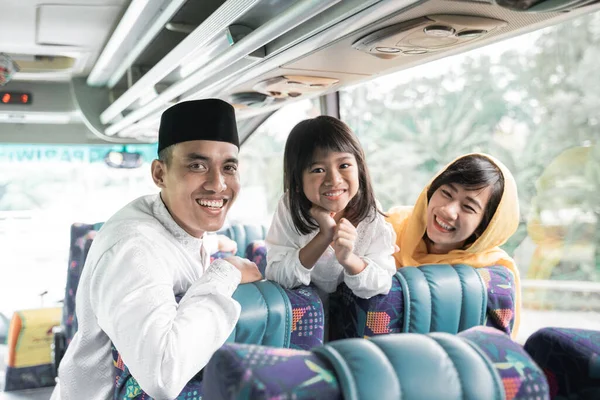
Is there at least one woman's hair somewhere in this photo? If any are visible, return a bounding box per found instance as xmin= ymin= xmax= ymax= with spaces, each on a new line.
xmin=426 ymin=154 xmax=505 ymax=246
xmin=283 ymin=116 xmax=382 ymax=235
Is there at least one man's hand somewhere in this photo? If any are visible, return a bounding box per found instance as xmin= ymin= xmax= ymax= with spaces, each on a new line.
xmin=217 ymin=235 xmax=238 ymax=254
xmin=224 ymin=256 xmax=262 ymax=283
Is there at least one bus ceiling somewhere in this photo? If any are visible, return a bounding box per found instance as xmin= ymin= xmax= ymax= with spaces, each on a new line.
xmin=1 ymin=0 xmax=599 ymax=145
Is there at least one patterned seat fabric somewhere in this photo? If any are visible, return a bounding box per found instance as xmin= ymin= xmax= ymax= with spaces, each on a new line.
xmin=202 ymin=326 xmax=550 ymax=400
xmin=524 ymin=327 xmax=600 ymax=399
xmin=245 ymin=240 xmax=267 ymax=275
xmin=203 ymin=345 xmax=340 ymax=400
xmin=51 ymin=223 xmax=102 ymax=380
xmin=477 ymin=266 xmax=517 ymax=335
xmin=330 ymin=264 xmax=516 ymax=340
xmin=63 ymin=223 xmax=103 ymax=344
xmin=460 ymin=326 xmax=550 ymax=400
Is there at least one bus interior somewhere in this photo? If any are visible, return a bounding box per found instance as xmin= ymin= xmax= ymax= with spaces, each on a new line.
xmin=1 ymin=0 xmax=599 ymax=398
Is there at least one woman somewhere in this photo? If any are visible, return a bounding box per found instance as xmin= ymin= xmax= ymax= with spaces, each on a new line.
xmin=388 ymin=153 xmax=522 ymax=337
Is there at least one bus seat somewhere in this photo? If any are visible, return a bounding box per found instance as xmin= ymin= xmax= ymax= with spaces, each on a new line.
xmin=330 ymin=264 xmax=516 ymax=340
xmin=112 ymin=281 xmax=325 ymax=398
xmin=218 ymin=223 xmax=268 ymax=258
xmin=244 ymin=240 xmax=267 ymax=276
xmin=62 ymin=223 xmax=103 ymax=345
xmin=4 ymin=307 xmax=62 ymax=391
xmin=477 ymin=265 xmax=517 ymax=335
xmin=228 ymin=281 xmax=324 ymax=350
xmin=524 ymin=327 xmax=600 ymax=399
xmin=202 ymin=326 xmax=549 ymax=400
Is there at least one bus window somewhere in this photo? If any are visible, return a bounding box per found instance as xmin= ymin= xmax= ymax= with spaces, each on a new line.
xmin=229 ymin=98 xmax=320 ymax=225
xmin=340 ymin=11 xmax=600 ymax=342
xmin=0 ymin=144 xmax=158 ymax=318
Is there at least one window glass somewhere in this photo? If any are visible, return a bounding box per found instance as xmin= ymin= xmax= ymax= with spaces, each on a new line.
xmin=340 ymin=12 xmax=600 ymax=342
xmin=229 ymin=99 xmax=321 ymax=225
xmin=0 ymin=144 xmax=158 ymax=317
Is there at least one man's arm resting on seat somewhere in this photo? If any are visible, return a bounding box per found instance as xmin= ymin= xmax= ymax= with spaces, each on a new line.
xmin=89 ymin=239 xmax=241 ymax=400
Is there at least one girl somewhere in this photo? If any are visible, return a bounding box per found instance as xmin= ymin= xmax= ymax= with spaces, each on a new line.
xmin=265 ymin=116 xmax=396 ymax=299
xmin=388 ymin=153 xmax=522 ymax=336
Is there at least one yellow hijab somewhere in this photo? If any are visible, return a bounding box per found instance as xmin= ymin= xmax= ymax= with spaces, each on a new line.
xmin=387 ymin=153 xmax=521 ymax=338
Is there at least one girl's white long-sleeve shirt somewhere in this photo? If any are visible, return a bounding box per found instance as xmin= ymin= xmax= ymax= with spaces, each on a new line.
xmin=265 ymin=195 xmax=396 ymax=299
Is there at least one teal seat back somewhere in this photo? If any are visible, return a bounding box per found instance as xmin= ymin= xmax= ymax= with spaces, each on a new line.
xmin=397 ymin=264 xmax=487 ymax=333
xmin=228 ymin=280 xmax=292 ymax=348
xmin=315 ymin=332 xmax=504 ymax=400
xmin=331 ymin=264 xmax=488 ymax=340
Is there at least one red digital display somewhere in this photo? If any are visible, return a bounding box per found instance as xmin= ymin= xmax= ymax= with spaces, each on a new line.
xmin=0 ymin=92 xmax=32 ymax=105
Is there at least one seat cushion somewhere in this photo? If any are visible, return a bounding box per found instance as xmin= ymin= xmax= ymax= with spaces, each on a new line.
xmin=524 ymin=327 xmax=600 ymax=399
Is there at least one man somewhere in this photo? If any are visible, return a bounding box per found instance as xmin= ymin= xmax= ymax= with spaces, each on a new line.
xmin=51 ymin=99 xmax=262 ymax=400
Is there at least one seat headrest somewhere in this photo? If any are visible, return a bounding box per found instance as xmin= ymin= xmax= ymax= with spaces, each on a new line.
xmin=314 ymin=332 xmax=505 ymax=400
xmin=398 ymin=264 xmax=487 ymax=333
xmin=229 ymin=280 xmax=293 ymax=348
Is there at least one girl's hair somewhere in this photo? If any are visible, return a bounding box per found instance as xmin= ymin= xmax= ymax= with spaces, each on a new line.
xmin=426 ymin=154 xmax=505 ymax=246
xmin=283 ymin=116 xmax=382 ymax=235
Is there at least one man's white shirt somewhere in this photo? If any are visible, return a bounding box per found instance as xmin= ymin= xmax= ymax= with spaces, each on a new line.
xmin=51 ymin=194 xmax=241 ymax=400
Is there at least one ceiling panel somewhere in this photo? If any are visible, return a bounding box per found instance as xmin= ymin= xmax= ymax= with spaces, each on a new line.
xmin=36 ymin=4 xmax=122 ymax=47
xmin=284 ymin=0 xmax=565 ymax=75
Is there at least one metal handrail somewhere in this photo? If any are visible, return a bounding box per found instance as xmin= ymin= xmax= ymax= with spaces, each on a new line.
xmin=102 ymin=0 xmax=341 ymax=136
xmin=522 ymin=279 xmax=600 ymax=293
xmin=99 ymin=0 xmax=262 ymax=124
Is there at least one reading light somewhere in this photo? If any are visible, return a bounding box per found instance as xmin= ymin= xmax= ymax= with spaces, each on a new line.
xmin=375 ymin=47 xmax=402 ymax=54
xmin=457 ymin=29 xmax=488 ymax=38
xmin=423 ymin=25 xmax=455 ymax=37
xmin=403 ymin=49 xmax=428 ymax=55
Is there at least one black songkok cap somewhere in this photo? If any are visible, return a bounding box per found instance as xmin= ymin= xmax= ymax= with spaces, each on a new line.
xmin=157 ymin=99 xmax=239 ymax=155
